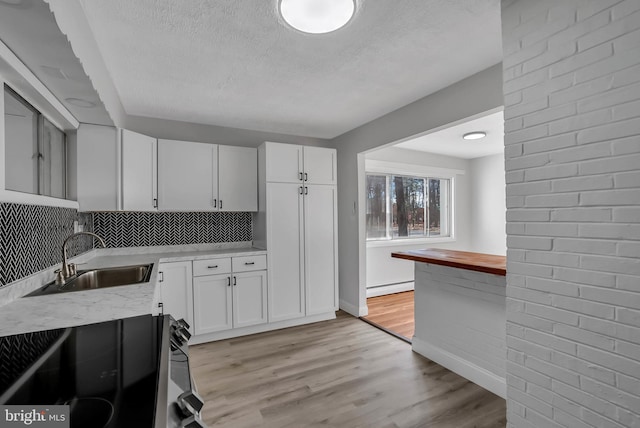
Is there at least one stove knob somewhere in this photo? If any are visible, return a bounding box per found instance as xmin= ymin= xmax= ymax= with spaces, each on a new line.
xmin=181 ymin=414 xmax=206 ymax=428
xmin=170 ymin=338 xmax=181 ymax=351
xmin=178 ymin=389 xmax=205 ymax=414
xmin=176 ymin=318 xmax=191 ymax=331
xmin=171 ymin=325 xmax=191 ymax=346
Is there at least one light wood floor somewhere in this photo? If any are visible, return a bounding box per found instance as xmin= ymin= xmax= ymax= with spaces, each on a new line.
xmin=190 ymin=311 xmax=506 ymax=428
xmin=363 ymin=291 xmax=415 ymax=341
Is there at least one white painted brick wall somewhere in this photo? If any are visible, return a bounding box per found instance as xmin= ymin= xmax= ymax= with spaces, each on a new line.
xmin=502 ymin=1 xmax=640 ymax=427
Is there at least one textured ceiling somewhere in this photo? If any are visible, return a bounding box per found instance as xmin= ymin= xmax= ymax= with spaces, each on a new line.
xmin=395 ymin=110 xmax=504 ymax=159
xmin=0 ymin=0 xmax=112 ymax=126
xmin=75 ymin=0 xmax=502 ymax=139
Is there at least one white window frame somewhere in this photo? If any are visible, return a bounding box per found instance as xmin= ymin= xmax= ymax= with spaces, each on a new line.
xmin=365 ymin=160 xmax=462 ymax=247
xmin=1 ymin=38 xmax=79 ymax=209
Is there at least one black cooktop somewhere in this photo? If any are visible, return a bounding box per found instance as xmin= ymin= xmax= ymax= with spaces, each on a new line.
xmin=0 ymin=315 xmax=163 ymax=428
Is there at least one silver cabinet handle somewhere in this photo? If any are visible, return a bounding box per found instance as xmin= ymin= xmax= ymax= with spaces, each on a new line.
xmin=304 ymin=172 xmax=308 ymax=181
xmin=159 ymin=271 xmax=164 ymax=282
xmin=220 ymin=200 xmax=223 ymax=209
xmin=153 ymin=198 xmax=158 ymax=208
xmin=304 ymin=186 xmax=308 ymax=195
xmin=207 ymin=265 xmax=219 ymax=269
xmin=244 ymin=262 xmax=255 ymax=265
xmin=227 ymin=277 xmax=231 ymax=287
xmin=233 ymin=276 xmax=237 ymax=286
xmin=299 ymin=186 xmax=303 ymax=195
xmin=299 ymin=172 xmax=303 ymax=181
xmin=213 ymin=198 xmax=217 ymax=208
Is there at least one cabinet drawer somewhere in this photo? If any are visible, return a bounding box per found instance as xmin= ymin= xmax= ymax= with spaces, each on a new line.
xmin=193 ymin=258 xmax=232 ymax=277
xmin=232 ymin=255 xmax=267 ymax=272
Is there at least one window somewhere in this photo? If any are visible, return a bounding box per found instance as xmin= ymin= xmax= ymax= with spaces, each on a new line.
xmin=4 ymin=85 xmax=67 ymax=199
xmin=366 ymin=173 xmax=450 ymax=240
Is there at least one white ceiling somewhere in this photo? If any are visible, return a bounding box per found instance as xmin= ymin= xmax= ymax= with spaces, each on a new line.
xmin=0 ymin=0 xmax=112 ymax=126
xmin=394 ymin=110 xmax=504 ymax=159
xmin=70 ymin=0 xmax=502 ymax=139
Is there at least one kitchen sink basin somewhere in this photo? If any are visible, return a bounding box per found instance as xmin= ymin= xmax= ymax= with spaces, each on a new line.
xmin=26 ymin=264 xmax=154 ymax=297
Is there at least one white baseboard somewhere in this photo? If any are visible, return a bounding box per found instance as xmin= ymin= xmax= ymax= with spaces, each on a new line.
xmin=339 ymin=299 xmax=368 ymax=317
xmin=412 ymin=337 xmax=506 ymax=399
xmin=190 ymin=312 xmax=336 ymax=344
xmin=366 ymin=282 xmax=414 ymax=298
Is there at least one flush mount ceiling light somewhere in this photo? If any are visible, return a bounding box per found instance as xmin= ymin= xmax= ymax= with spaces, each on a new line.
xmin=279 ymin=0 xmax=356 ymax=34
xmin=463 ymin=131 xmax=487 ymax=140
xmin=65 ymin=98 xmax=96 ymax=108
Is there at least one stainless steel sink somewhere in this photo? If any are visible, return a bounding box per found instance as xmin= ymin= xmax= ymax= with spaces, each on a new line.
xmin=26 ymin=264 xmax=154 ymax=297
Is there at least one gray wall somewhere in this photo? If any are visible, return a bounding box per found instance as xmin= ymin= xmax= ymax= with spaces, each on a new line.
xmin=502 ymin=1 xmax=640 ymax=426
xmin=331 ymin=64 xmax=504 ymax=315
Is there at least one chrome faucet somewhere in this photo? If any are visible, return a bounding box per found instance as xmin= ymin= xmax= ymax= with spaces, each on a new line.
xmin=56 ymin=232 xmax=106 ymax=284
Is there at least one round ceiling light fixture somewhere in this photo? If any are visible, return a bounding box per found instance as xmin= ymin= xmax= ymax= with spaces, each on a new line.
xmin=65 ymin=98 xmax=96 ymax=108
xmin=279 ymin=0 xmax=356 ymax=34
xmin=463 ymin=131 xmax=487 ymax=140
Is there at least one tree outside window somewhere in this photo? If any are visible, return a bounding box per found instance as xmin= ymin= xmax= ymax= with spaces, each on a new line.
xmin=366 ymin=173 xmax=449 ymax=240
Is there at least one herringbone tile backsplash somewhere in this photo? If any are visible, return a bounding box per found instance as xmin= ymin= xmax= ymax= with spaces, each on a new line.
xmin=93 ymin=211 xmax=252 ymax=247
xmin=0 ymin=203 xmax=94 ymax=286
xmin=0 ymin=204 xmax=253 ymax=287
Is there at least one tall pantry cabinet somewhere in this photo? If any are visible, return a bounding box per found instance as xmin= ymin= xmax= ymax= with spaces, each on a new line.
xmin=255 ymin=142 xmax=338 ymax=322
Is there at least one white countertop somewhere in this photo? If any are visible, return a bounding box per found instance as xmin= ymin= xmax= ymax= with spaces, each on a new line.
xmin=0 ymin=244 xmax=266 ymax=337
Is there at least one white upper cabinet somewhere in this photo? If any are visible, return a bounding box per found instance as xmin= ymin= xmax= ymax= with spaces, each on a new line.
xmin=157 ymin=139 xmax=256 ymax=212
xmin=263 ymin=142 xmax=336 ymax=185
xmin=157 ymin=140 xmax=217 ymax=211
xmin=264 ymin=142 xmax=303 ymax=183
xmin=121 ymin=129 xmax=158 ymax=211
xmin=218 ymin=145 xmax=257 ymax=211
xmin=303 ymin=146 xmax=337 ymax=185
xmin=79 ymin=128 xmax=258 ymax=212
xmin=77 ymin=124 xmax=118 ymax=212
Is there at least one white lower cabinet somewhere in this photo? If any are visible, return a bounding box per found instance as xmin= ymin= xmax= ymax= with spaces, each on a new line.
xmin=263 ymin=181 xmax=338 ymax=321
xmin=158 ymin=261 xmax=194 ymax=334
xmin=193 ymin=274 xmax=232 ymax=334
xmin=304 ymin=184 xmax=338 ymax=315
xmin=157 ymin=250 xmax=332 ymax=343
xmin=192 ymin=257 xmax=268 ymax=336
xmin=233 ymin=271 xmax=268 ymax=328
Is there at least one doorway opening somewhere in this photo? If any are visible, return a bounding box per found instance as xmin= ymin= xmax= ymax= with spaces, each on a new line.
xmin=359 ymin=110 xmax=506 ymax=342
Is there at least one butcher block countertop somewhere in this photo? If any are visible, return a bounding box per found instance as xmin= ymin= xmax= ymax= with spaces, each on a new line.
xmin=391 ymin=248 xmax=506 ymax=276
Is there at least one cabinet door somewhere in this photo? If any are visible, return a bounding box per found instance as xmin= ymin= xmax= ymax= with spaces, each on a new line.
xmin=304 ymin=185 xmax=338 ymax=315
xmin=121 ymin=129 xmax=157 ymax=211
xmin=77 ymin=124 xmax=118 ymax=211
xmin=265 ymin=142 xmax=303 ymax=184
xmin=157 ymin=140 xmax=217 ymax=211
xmin=193 ymin=274 xmax=232 ymax=335
xmin=218 ymin=145 xmax=257 ymax=211
xmin=266 ymin=182 xmax=305 ymax=322
xmin=158 ymin=261 xmax=194 ymax=334
xmin=232 ymin=271 xmax=267 ymax=328
xmin=303 ymin=147 xmax=336 ymax=185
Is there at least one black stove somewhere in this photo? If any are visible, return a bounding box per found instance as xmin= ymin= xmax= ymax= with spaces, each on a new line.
xmin=0 ymin=315 xmax=205 ymax=428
